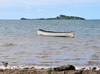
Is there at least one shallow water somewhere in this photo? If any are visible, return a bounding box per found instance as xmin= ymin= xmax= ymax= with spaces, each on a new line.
xmin=0 ymin=20 xmax=100 ymax=67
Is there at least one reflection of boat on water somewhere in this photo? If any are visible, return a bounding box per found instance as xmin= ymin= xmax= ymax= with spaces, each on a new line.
xmin=36 ymin=28 xmax=74 ymax=38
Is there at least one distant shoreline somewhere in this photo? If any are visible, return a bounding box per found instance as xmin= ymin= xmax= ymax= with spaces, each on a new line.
xmin=20 ymin=15 xmax=85 ymax=20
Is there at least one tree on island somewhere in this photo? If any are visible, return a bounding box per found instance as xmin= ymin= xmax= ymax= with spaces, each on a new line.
xmin=21 ymin=18 xmax=28 ymax=20
xmin=55 ymin=15 xmax=85 ymax=20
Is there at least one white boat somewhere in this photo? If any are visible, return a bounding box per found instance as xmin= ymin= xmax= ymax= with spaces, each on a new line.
xmin=36 ymin=28 xmax=74 ymax=37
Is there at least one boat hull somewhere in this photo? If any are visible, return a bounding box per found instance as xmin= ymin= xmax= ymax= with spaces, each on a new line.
xmin=36 ymin=28 xmax=74 ymax=37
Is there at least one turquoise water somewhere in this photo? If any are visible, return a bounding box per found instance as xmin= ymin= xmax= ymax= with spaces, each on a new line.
xmin=0 ymin=20 xmax=100 ymax=67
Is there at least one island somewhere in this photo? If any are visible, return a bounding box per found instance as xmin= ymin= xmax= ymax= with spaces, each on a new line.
xmin=21 ymin=15 xmax=85 ymax=20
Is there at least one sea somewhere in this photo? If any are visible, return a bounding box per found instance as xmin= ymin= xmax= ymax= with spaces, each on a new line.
xmin=0 ymin=20 xmax=100 ymax=67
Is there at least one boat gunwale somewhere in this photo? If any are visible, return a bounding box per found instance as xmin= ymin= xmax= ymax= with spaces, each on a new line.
xmin=37 ymin=28 xmax=73 ymax=33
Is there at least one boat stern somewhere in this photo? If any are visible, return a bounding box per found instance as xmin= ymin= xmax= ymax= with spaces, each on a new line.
xmin=72 ymin=33 xmax=75 ymax=38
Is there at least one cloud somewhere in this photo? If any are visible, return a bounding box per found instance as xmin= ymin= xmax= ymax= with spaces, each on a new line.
xmin=0 ymin=0 xmax=100 ymax=8
xmin=36 ymin=9 xmax=44 ymax=11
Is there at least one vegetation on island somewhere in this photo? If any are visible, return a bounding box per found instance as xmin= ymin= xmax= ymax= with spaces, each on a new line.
xmin=21 ymin=15 xmax=85 ymax=20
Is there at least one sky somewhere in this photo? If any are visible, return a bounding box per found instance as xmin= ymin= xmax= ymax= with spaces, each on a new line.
xmin=0 ymin=0 xmax=100 ymax=19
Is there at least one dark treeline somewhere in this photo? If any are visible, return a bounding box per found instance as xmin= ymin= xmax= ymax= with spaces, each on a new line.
xmin=21 ymin=15 xmax=85 ymax=20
